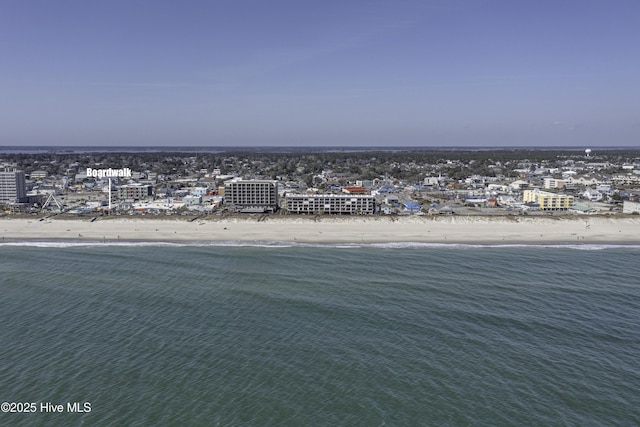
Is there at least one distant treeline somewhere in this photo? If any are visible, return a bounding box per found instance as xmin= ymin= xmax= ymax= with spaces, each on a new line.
xmin=3 ymin=148 xmax=640 ymax=184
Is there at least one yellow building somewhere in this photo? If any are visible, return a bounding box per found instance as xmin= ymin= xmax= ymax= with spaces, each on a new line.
xmin=523 ymin=190 xmax=574 ymax=211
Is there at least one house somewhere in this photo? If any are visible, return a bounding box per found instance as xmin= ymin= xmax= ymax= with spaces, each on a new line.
xmin=576 ymin=175 xmax=604 ymax=186
xmin=582 ymin=188 xmax=603 ymax=202
xmin=401 ymin=201 xmax=421 ymax=214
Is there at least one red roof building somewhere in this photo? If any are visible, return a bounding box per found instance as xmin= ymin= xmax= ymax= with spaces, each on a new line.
xmin=342 ymin=186 xmax=368 ymax=195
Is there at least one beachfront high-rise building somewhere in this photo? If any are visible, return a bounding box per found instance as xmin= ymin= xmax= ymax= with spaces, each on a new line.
xmin=0 ymin=169 xmax=27 ymax=204
xmin=224 ymin=178 xmax=279 ymax=213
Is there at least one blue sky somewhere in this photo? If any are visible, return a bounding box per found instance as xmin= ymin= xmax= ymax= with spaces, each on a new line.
xmin=1 ymin=0 xmax=639 ymax=146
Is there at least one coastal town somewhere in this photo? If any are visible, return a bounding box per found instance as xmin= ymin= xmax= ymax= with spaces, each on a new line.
xmin=1 ymin=148 xmax=640 ymax=218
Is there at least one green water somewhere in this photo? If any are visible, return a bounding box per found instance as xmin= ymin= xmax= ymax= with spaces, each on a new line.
xmin=1 ymin=244 xmax=639 ymax=426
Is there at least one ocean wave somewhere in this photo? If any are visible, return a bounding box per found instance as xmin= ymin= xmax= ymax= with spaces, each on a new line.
xmin=0 ymin=240 xmax=294 ymax=248
xmin=1 ymin=240 xmax=640 ymax=250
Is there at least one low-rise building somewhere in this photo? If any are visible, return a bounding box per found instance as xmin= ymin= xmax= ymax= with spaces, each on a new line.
xmin=510 ymin=180 xmax=530 ymax=190
xmin=190 ymin=187 xmax=208 ymax=197
xmin=423 ymin=177 xmax=440 ymax=186
xmin=544 ymin=178 xmax=566 ymax=190
xmin=523 ymin=190 xmax=574 ymax=211
xmin=183 ymin=195 xmax=202 ymax=206
xmin=29 ymin=170 xmax=48 ymax=180
xmin=117 ymin=183 xmax=153 ymax=200
xmin=355 ymin=180 xmax=375 ymax=189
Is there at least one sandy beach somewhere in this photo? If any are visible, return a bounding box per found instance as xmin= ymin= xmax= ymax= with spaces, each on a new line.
xmin=1 ymin=215 xmax=639 ymax=244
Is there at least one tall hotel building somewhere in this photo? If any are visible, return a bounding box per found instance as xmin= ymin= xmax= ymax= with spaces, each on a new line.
xmin=224 ymin=179 xmax=279 ymax=213
xmin=0 ymin=169 xmax=27 ymax=204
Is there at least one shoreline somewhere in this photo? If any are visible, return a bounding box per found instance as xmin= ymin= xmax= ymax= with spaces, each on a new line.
xmin=1 ymin=216 xmax=639 ymax=245
xmin=2 ymin=239 xmax=640 ymax=248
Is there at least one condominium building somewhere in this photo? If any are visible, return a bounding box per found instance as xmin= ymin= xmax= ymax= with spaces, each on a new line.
xmin=0 ymin=169 xmax=27 ymax=204
xmin=285 ymin=194 xmax=375 ymax=215
xmin=29 ymin=170 xmax=48 ymax=180
xmin=117 ymin=184 xmax=153 ymax=200
xmin=523 ymin=190 xmax=574 ymax=211
xmin=224 ymin=179 xmax=278 ymax=213
xmin=543 ymin=178 xmax=566 ymax=190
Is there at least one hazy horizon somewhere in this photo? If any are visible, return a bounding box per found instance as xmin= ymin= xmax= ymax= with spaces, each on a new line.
xmin=2 ymin=1 xmax=639 ymax=147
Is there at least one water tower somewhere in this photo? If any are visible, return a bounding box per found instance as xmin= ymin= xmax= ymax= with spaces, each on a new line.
xmin=585 ymin=148 xmax=592 ymax=158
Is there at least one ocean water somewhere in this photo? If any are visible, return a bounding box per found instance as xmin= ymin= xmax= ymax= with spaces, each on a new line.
xmin=1 ymin=243 xmax=639 ymax=426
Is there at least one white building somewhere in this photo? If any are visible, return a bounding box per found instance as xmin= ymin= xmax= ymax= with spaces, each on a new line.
xmin=0 ymin=169 xmax=27 ymax=204
xmin=509 ymin=180 xmax=530 ymax=190
xmin=544 ymin=178 xmax=566 ymax=190
xmin=423 ymin=177 xmax=440 ymax=186
xmin=285 ymin=194 xmax=375 ymax=215
xmin=576 ymin=175 xmax=604 ymax=186
xmin=190 ymin=187 xmax=208 ymax=197
xmin=183 ymin=195 xmax=202 ymax=206
xmin=582 ymin=188 xmax=603 ymax=202
xmin=29 ymin=170 xmax=48 ymax=180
